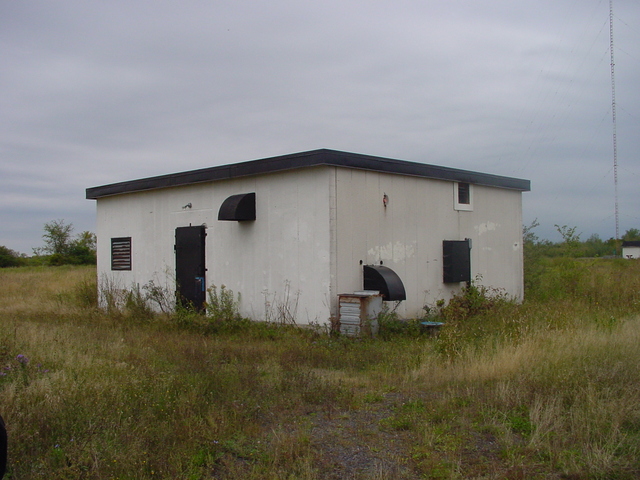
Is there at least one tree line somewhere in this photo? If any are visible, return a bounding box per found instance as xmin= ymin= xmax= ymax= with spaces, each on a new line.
xmin=0 ymin=220 xmax=96 ymax=267
xmin=524 ymin=220 xmax=640 ymax=259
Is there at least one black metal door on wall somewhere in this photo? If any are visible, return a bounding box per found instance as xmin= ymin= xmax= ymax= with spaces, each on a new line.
xmin=175 ymin=225 xmax=206 ymax=311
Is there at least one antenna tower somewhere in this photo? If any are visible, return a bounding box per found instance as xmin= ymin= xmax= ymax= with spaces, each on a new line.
xmin=609 ymin=0 xmax=619 ymax=242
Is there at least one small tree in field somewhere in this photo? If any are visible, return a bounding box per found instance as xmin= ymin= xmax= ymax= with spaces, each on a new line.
xmin=68 ymin=231 xmax=97 ymax=264
xmin=0 ymin=246 xmax=23 ymax=268
xmin=42 ymin=219 xmax=74 ymax=256
xmin=555 ymin=224 xmax=581 ymax=256
xmin=38 ymin=220 xmax=97 ymax=265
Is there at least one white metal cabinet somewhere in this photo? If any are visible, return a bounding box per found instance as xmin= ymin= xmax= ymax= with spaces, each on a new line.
xmin=338 ymin=291 xmax=382 ymax=336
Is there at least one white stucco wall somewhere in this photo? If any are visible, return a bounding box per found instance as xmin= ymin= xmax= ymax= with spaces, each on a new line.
xmin=458 ymin=184 xmax=524 ymax=300
xmin=623 ymin=246 xmax=640 ymax=259
xmin=333 ymin=168 xmax=523 ymax=318
xmin=95 ymin=164 xmax=525 ymax=325
xmin=96 ymin=167 xmax=333 ymax=325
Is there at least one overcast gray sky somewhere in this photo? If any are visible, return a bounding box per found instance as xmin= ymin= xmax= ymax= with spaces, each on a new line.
xmin=2 ymin=0 xmax=639 ymax=253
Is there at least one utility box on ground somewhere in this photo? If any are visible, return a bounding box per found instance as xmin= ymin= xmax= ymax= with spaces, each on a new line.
xmin=338 ymin=291 xmax=383 ymax=337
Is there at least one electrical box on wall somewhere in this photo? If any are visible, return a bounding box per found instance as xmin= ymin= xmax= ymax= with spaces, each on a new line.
xmin=443 ymin=239 xmax=472 ymax=283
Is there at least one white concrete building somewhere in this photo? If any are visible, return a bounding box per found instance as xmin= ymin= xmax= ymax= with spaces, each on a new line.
xmin=622 ymin=241 xmax=640 ymax=259
xmin=86 ymin=149 xmax=530 ymax=325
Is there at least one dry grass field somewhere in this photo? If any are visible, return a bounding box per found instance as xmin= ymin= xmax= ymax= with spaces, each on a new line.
xmin=1 ymin=261 xmax=640 ymax=479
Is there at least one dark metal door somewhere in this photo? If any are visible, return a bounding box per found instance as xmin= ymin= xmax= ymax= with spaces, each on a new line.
xmin=175 ymin=226 xmax=206 ymax=310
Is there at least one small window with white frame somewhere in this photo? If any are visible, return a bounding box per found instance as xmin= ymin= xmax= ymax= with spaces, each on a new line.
xmin=454 ymin=182 xmax=473 ymax=211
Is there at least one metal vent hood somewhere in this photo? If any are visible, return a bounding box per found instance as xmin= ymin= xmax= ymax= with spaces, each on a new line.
xmin=218 ymin=192 xmax=256 ymax=221
xmin=363 ymin=265 xmax=406 ymax=301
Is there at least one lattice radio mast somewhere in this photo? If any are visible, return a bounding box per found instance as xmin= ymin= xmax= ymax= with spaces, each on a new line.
xmin=609 ymin=0 xmax=620 ymax=243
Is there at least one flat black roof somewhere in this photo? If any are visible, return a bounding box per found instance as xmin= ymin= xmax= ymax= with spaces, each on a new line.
xmin=86 ymin=148 xmax=530 ymax=199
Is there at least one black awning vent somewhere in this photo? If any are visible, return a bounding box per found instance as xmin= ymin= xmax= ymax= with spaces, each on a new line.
xmin=363 ymin=265 xmax=406 ymax=301
xmin=218 ymin=192 xmax=256 ymax=221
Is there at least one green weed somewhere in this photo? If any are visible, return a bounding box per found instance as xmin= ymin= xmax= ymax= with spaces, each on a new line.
xmin=206 ymin=284 xmax=241 ymax=322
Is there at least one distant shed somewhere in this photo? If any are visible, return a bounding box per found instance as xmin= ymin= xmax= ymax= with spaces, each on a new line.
xmin=622 ymin=241 xmax=640 ymax=259
xmin=86 ymin=149 xmax=530 ymax=326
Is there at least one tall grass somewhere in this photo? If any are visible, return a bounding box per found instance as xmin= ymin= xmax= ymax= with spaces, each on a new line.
xmin=0 ymin=265 xmax=97 ymax=317
xmin=408 ymin=258 xmax=640 ymax=478
xmin=0 ymin=259 xmax=639 ymax=479
xmin=412 ymin=317 xmax=640 ymax=475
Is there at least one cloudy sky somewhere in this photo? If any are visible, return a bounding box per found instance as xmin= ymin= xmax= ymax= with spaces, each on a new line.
xmin=2 ymin=0 xmax=639 ymax=253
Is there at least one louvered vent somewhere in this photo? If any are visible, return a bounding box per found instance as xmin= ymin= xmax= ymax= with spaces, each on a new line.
xmin=111 ymin=237 xmax=132 ymax=271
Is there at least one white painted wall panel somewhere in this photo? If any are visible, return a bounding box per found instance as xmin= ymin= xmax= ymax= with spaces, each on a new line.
xmin=95 ymin=164 xmax=524 ymax=325
xmin=623 ymin=246 xmax=640 ymax=259
xmin=333 ymin=168 xmax=524 ymax=319
xmin=96 ymin=167 xmax=332 ymax=325
xmin=460 ymin=184 xmax=524 ymax=301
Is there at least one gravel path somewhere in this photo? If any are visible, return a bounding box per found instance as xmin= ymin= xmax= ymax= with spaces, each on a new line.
xmin=309 ymin=392 xmax=420 ymax=479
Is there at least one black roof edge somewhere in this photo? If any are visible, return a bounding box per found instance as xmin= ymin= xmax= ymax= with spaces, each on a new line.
xmin=86 ymin=149 xmax=531 ymax=199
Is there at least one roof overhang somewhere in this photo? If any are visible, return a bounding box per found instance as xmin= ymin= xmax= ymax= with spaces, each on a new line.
xmin=86 ymin=149 xmax=531 ymax=199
